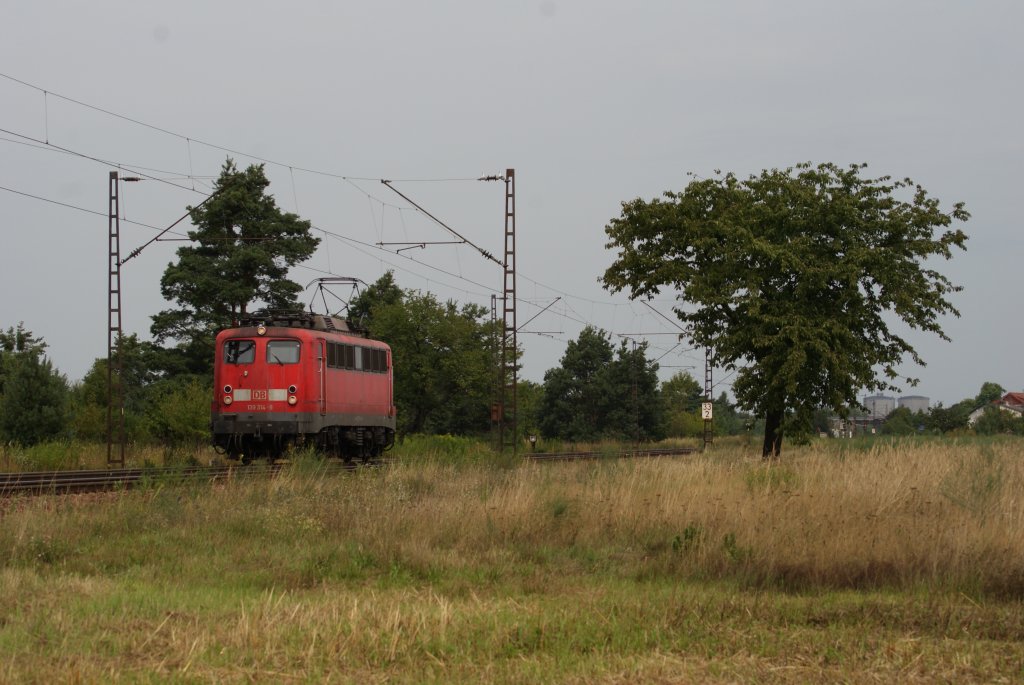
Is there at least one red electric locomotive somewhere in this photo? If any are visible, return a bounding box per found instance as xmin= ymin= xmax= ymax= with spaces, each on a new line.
xmin=211 ymin=309 xmax=396 ymax=461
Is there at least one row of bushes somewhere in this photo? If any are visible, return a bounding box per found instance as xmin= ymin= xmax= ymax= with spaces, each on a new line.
xmin=0 ymin=352 xmax=211 ymax=450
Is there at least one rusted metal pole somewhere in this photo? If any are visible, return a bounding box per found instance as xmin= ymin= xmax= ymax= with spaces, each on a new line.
xmin=501 ymin=169 xmax=517 ymax=455
xmin=107 ymin=171 xmax=125 ymax=468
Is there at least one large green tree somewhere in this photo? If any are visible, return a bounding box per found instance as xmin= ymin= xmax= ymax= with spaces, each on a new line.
xmin=0 ymin=323 xmax=47 ymax=398
xmin=539 ymin=327 xmax=663 ymax=442
xmin=882 ymin=406 xmax=918 ymax=435
xmin=70 ymin=334 xmax=165 ymax=442
xmin=661 ymin=371 xmax=702 ymax=437
xmin=926 ymin=401 xmax=973 ymax=434
xmin=347 ymin=271 xmax=403 ymax=329
xmin=0 ymin=327 xmax=68 ymax=446
xmin=515 ymin=379 xmax=544 ymax=444
xmin=355 ymin=276 xmax=496 ymax=435
xmin=538 ymin=327 xmax=616 ymax=441
xmin=602 ymin=339 xmax=665 ymax=442
xmin=151 ymin=160 xmax=319 ymax=373
xmin=603 ymin=162 xmax=968 ymax=457
xmin=974 ymin=381 xmax=1005 ymax=408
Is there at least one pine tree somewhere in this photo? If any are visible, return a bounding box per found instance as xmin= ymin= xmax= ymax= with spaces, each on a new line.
xmin=151 ymin=160 xmax=319 ymax=373
xmin=0 ymin=348 xmax=68 ymax=445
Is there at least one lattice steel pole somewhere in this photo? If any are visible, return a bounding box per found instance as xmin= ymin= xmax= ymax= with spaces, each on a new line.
xmin=106 ymin=171 xmax=125 ymax=467
xmin=500 ymin=169 xmax=518 ymax=454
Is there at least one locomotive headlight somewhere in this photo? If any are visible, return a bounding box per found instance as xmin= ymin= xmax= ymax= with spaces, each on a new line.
xmin=288 ymin=385 xmax=297 ymax=394
xmin=223 ymin=395 xmax=233 ymax=405
xmin=288 ymin=395 xmax=297 ymax=406
xmin=257 ymin=324 xmax=267 ymax=336
xmin=223 ymin=385 xmax=232 ymax=394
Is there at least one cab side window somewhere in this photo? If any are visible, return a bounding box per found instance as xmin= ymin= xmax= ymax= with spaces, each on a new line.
xmin=267 ymin=339 xmax=301 ymax=364
xmin=224 ymin=339 xmax=256 ymax=364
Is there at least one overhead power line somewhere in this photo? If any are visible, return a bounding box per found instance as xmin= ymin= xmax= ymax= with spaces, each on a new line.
xmin=1 ymin=184 xmax=690 ymax=372
xmin=380 ymin=179 xmax=502 ymax=266
xmin=0 ymin=182 xmax=269 ymax=246
xmin=0 ymin=126 xmax=203 ymax=196
xmin=3 ymin=73 xmax=684 ymax=314
xmin=0 ymin=71 xmax=481 ymax=185
xmin=0 ymin=183 xmax=164 ymax=231
xmin=3 ymin=176 xmax=519 ymax=367
xmin=1 ymin=72 xmax=693 ymax=347
xmin=0 ymin=134 xmax=216 ymax=180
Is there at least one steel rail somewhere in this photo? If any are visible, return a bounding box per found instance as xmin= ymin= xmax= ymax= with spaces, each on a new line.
xmin=0 ymin=463 xmax=349 ymax=496
xmin=523 ymin=447 xmax=699 ymax=462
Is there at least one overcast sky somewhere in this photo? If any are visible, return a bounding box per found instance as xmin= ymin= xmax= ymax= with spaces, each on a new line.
xmin=1 ymin=1 xmax=1020 ymax=406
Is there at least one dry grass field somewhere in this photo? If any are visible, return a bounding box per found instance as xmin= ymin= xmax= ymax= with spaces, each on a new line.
xmin=1 ymin=438 xmax=1022 ymax=682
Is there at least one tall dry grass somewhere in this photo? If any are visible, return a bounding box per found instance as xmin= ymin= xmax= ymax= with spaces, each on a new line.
xmin=2 ymin=439 xmax=1023 ymax=682
xmin=2 ymin=438 xmax=1021 ymax=597
xmin=312 ymin=439 xmax=1024 ymax=596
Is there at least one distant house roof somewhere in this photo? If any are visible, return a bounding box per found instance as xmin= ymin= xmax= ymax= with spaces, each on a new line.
xmin=1001 ymin=392 xmax=1024 ymax=407
xmin=968 ymin=400 xmax=1024 ymax=425
xmin=967 ymin=393 xmax=1024 ymax=425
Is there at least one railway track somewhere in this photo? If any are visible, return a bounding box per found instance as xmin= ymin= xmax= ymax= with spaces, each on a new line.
xmin=3 ymin=465 xmax=217 ymax=496
xmin=1 ymin=447 xmax=698 ymax=496
xmin=524 ymin=447 xmax=698 ymax=462
xmin=0 ymin=463 xmax=295 ymax=496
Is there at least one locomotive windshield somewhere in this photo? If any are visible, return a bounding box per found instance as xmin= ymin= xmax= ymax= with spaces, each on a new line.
xmin=267 ymin=339 xmax=301 ymax=365
xmin=224 ymin=339 xmax=256 ymax=364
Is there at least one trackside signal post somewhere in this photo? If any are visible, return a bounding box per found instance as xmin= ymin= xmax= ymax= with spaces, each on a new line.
xmin=703 ymin=347 xmax=713 ymax=449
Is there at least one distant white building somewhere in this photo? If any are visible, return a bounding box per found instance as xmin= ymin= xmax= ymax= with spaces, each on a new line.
xmin=864 ymin=395 xmax=897 ymax=420
xmin=898 ymin=395 xmax=930 ymax=414
xmin=968 ymin=392 xmax=1024 ymax=425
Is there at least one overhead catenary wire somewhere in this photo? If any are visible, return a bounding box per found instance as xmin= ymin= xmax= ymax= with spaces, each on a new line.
xmin=380 ymin=179 xmax=502 ymax=266
xmin=0 ymin=127 xmax=205 ymax=196
xmin=1 ymin=71 xmax=696 ymax=312
xmin=2 ymin=72 xmax=715 ymax=384
xmin=2 ymin=170 xmax=695 ymax=380
xmin=1 ymin=110 xmax=713 ymax=399
xmin=120 ymin=188 xmax=526 ymax=348
xmin=0 ymin=128 xmax=512 ymax=316
xmin=0 ymin=174 xmax=503 ymax=310
xmin=0 ymin=183 xmax=276 ymax=245
xmin=2 ymin=77 xmax=681 ymax=311
xmin=120 ymin=187 xmax=221 ymax=265
xmin=0 ymin=71 xmax=482 ymax=186
xmin=0 ymin=122 xmax=506 ymax=303
xmin=1 ymin=132 xmax=217 ymax=180
xmin=5 ymin=71 xmax=678 ymax=319
xmin=0 ymin=182 xmax=165 ymax=231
